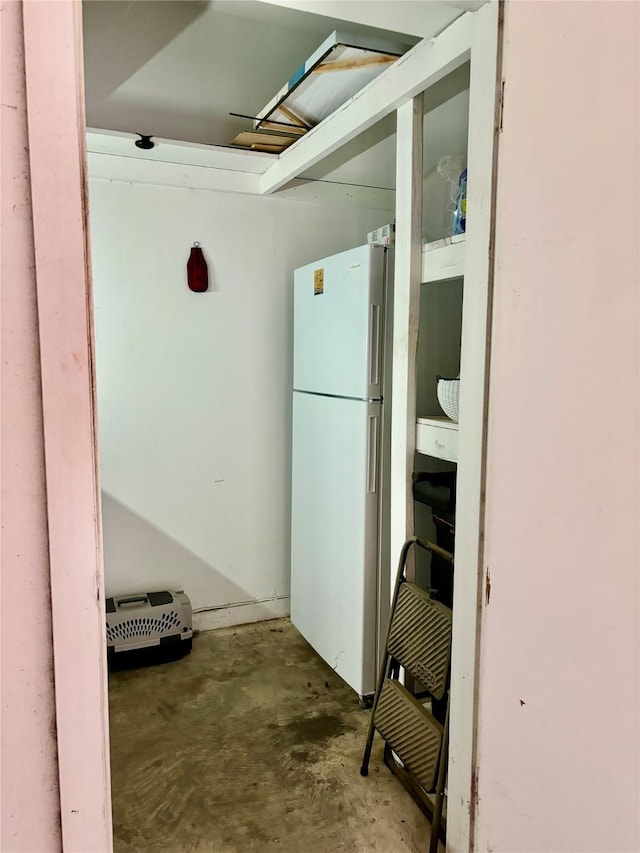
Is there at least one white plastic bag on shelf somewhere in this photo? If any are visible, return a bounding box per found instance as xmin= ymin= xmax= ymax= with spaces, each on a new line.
xmin=422 ymin=153 xmax=466 ymax=243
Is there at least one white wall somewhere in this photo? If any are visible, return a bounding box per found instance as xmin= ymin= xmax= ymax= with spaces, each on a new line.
xmin=475 ymin=2 xmax=639 ymax=851
xmin=89 ymin=177 xmax=392 ymax=628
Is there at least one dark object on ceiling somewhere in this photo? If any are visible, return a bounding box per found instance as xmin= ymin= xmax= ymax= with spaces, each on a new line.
xmin=135 ymin=134 xmax=155 ymax=150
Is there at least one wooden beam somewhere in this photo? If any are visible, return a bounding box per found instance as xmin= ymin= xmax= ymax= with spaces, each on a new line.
xmin=446 ymin=2 xmax=502 ymax=849
xmin=257 ymin=119 xmax=307 ymax=135
xmin=276 ymin=103 xmax=312 ymax=129
xmin=260 ymin=12 xmax=472 ymax=195
xmin=250 ymin=143 xmax=288 ymax=153
xmin=389 ymin=95 xmax=423 ymax=587
xmin=312 ymin=54 xmax=397 ymax=74
xmin=87 ymin=152 xmax=262 ymax=195
xmin=232 ymin=131 xmax=295 ymax=149
xmin=86 ymin=129 xmax=276 ymax=174
xmin=87 ymin=152 xmax=396 ymax=210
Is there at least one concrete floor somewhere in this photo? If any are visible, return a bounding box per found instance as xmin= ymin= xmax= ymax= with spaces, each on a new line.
xmin=109 ymin=619 xmax=434 ymax=852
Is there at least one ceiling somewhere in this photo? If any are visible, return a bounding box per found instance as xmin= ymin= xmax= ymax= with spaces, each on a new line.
xmin=83 ymin=0 xmax=471 ymax=191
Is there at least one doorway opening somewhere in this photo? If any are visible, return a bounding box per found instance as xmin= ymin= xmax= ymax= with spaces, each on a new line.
xmin=79 ymin=1 xmax=500 ymax=850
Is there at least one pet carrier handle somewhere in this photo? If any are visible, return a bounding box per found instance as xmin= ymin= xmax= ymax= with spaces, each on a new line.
xmin=118 ymin=595 xmax=149 ymax=606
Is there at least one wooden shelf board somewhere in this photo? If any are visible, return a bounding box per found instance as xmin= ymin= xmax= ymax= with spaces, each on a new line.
xmin=421 ymin=234 xmax=465 ymax=283
xmin=416 ymin=415 xmax=459 ymax=462
xmin=417 ymin=415 xmax=459 ymax=429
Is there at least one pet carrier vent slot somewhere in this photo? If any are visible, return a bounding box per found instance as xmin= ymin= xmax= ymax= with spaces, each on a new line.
xmin=106 ymin=610 xmax=181 ymax=643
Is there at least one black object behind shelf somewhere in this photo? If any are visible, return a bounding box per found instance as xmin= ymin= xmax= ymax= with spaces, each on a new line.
xmin=413 ymin=470 xmax=456 ymax=610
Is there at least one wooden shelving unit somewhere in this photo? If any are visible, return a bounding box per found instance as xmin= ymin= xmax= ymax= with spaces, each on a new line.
xmin=416 ymin=235 xmax=465 ymax=460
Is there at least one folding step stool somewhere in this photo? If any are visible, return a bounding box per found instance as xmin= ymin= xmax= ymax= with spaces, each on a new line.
xmin=360 ymin=536 xmax=453 ymax=853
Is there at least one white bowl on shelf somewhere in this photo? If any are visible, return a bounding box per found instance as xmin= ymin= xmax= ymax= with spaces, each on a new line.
xmin=436 ymin=376 xmax=460 ymax=423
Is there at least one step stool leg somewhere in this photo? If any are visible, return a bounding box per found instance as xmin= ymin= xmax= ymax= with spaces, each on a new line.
xmin=360 ymin=653 xmax=392 ymax=776
xmin=429 ymin=697 xmax=450 ymax=853
xmin=361 ymin=537 xmax=417 ymax=776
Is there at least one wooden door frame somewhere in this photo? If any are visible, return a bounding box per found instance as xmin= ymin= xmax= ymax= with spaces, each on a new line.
xmin=23 ymin=2 xmax=112 ymax=850
xmin=446 ymin=3 xmax=502 ymax=848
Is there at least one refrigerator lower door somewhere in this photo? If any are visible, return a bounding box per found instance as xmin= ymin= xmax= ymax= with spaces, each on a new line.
xmin=291 ymin=391 xmax=381 ymax=698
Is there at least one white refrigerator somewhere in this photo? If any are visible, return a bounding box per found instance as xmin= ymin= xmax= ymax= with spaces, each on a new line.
xmin=290 ymin=243 xmax=393 ymax=702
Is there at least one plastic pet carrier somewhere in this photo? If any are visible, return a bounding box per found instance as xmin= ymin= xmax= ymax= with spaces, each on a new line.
xmin=106 ymin=590 xmax=193 ymax=670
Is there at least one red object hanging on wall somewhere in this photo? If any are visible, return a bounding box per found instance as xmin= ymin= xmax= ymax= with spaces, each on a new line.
xmin=187 ymin=243 xmax=208 ymax=292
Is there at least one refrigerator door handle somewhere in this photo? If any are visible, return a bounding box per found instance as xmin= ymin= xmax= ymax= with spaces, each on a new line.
xmin=369 ymin=304 xmax=381 ymax=386
xmin=367 ymin=415 xmax=379 ymax=494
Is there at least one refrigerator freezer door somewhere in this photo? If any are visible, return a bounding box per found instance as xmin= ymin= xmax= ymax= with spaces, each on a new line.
xmin=291 ymin=392 xmax=381 ymax=698
xmin=293 ymin=245 xmax=385 ymax=400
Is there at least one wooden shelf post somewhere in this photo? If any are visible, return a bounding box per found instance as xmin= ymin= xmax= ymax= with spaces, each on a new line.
xmin=389 ymin=95 xmax=423 ymax=587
